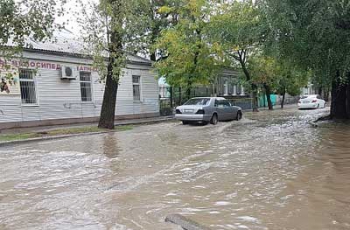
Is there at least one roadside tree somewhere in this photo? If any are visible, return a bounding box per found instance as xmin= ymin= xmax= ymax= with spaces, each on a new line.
xmin=259 ymin=0 xmax=350 ymax=119
xmin=206 ymin=0 xmax=263 ymax=112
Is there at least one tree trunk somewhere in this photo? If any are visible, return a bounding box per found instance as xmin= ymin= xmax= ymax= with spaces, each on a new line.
xmin=251 ymin=83 xmax=259 ymax=112
xmin=347 ymin=79 xmax=350 ymax=118
xmin=264 ymin=83 xmax=273 ymax=110
xmin=98 ymin=17 xmax=123 ymax=129
xmin=238 ymin=52 xmax=259 ymax=112
xmin=330 ymin=72 xmax=349 ymax=119
xmin=323 ymin=87 xmax=330 ymax=102
xmin=186 ymin=85 xmax=191 ymax=101
xmin=179 ymin=87 xmax=182 ymax=105
xmin=263 ymin=92 xmax=266 ymax=107
xmin=98 ymin=66 xmax=119 ymax=129
xmin=281 ymin=88 xmax=286 ymax=109
xmin=169 ymin=86 xmax=173 ymax=108
xmin=238 ymin=55 xmax=259 ymax=112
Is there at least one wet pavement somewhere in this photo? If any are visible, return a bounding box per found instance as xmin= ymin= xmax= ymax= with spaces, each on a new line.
xmin=1 ymin=107 xmax=350 ymax=230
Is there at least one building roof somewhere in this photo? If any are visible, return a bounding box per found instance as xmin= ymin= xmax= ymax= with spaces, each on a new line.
xmin=8 ymin=29 xmax=152 ymax=65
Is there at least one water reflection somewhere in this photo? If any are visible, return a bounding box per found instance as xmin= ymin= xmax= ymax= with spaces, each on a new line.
xmin=102 ymin=133 xmax=120 ymax=159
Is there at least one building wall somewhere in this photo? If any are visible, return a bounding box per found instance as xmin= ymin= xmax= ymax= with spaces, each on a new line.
xmin=0 ymin=52 xmax=159 ymax=129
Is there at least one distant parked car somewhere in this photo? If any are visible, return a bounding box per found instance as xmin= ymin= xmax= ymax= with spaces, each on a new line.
xmin=175 ymin=97 xmax=242 ymax=125
xmin=298 ymin=94 xmax=326 ymax=109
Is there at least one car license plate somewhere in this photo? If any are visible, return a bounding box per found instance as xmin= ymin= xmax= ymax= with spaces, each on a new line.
xmin=303 ymin=101 xmax=310 ymax=104
xmin=184 ymin=109 xmax=193 ymax=113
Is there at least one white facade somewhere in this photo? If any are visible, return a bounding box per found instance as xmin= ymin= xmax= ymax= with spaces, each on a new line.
xmin=0 ymin=50 xmax=159 ymax=129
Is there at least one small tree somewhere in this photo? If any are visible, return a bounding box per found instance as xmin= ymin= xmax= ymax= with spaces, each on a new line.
xmin=79 ymin=0 xmax=147 ymax=129
xmin=206 ymin=1 xmax=263 ymax=111
xmin=249 ymin=55 xmax=279 ymax=110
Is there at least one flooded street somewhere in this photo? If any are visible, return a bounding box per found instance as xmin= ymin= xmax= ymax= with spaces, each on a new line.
xmin=1 ymin=107 xmax=350 ymax=230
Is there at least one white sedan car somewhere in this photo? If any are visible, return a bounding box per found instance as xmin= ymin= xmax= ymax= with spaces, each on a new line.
xmin=298 ymin=94 xmax=326 ymax=109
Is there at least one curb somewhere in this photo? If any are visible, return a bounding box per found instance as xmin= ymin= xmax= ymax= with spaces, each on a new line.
xmin=0 ymin=131 xmax=111 ymax=147
xmin=114 ymin=117 xmax=175 ymax=127
xmin=165 ymin=214 xmax=210 ymax=230
xmin=0 ymin=117 xmax=174 ymax=147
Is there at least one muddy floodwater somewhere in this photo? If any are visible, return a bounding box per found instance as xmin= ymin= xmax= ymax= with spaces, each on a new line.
xmin=1 ymin=107 xmax=350 ymax=230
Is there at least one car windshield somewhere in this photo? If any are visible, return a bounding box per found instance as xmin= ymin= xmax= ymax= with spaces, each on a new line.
xmin=184 ymin=98 xmax=210 ymax=105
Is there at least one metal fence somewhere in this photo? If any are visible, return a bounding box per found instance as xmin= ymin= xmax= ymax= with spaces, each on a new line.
xmin=159 ymin=97 xmax=253 ymax=116
xmin=159 ymin=98 xmax=173 ymax=116
xmin=228 ymin=98 xmax=253 ymax=110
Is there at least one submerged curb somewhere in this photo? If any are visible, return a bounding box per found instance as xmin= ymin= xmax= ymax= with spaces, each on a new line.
xmin=165 ymin=214 xmax=211 ymax=230
xmin=0 ymin=117 xmax=174 ymax=147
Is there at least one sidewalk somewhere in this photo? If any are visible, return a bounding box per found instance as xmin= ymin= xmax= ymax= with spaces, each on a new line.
xmin=0 ymin=116 xmax=175 ymax=135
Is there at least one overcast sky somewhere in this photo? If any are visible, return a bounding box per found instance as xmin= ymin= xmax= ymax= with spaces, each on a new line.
xmin=56 ymin=0 xmax=96 ymax=35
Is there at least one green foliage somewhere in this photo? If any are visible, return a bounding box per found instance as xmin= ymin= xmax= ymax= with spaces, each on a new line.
xmin=0 ymin=0 xmax=66 ymax=54
xmin=249 ymin=55 xmax=279 ymax=86
xmin=124 ymin=0 xmax=181 ymax=59
xmin=207 ymin=1 xmax=261 ymax=53
xmin=0 ymin=0 xmax=67 ymax=81
xmin=205 ymin=1 xmax=262 ymax=111
xmin=258 ymin=0 xmax=350 ymax=87
xmin=275 ymin=59 xmax=309 ymax=96
xmin=78 ymin=0 xmax=138 ymax=82
xmin=205 ymin=0 xmax=263 ymax=87
xmin=249 ymin=55 xmax=308 ymax=96
xmin=154 ymin=0 xmax=222 ymax=91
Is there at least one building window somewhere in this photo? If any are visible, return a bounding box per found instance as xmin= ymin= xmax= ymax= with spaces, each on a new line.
xmin=19 ymin=69 xmax=37 ymax=104
xmin=80 ymin=72 xmax=92 ymax=101
xmin=132 ymin=75 xmax=141 ymax=101
xmin=236 ymin=84 xmax=242 ymax=95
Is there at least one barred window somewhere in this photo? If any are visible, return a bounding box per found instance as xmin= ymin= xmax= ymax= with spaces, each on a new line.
xmin=80 ymin=72 xmax=92 ymax=102
xmin=132 ymin=75 xmax=140 ymax=101
xmin=19 ymin=69 xmax=37 ymax=104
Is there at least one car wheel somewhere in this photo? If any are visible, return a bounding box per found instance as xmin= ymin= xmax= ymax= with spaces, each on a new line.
xmin=236 ymin=111 xmax=242 ymax=121
xmin=210 ymin=114 xmax=218 ymax=125
xmin=182 ymin=121 xmax=189 ymax=125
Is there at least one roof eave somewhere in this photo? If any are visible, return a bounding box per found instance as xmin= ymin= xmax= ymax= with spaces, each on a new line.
xmin=22 ymin=48 xmax=152 ymax=67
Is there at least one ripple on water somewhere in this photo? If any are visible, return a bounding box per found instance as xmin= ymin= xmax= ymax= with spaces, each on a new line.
xmin=1 ymin=108 xmax=350 ymax=229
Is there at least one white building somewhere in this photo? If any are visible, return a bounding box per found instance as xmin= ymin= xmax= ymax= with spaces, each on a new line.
xmin=301 ymin=82 xmax=317 ymax=96
xmin=0 ymin=31 xmax=159 ymax=130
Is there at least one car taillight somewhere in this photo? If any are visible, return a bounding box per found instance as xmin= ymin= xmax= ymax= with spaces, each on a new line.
xmin=196 ymin=109 xmax=205 ymax=114
xmin=312 ymin=100 xmax=317 ymax=103
xmin=176 ymin=109 xmax=182 ymax=114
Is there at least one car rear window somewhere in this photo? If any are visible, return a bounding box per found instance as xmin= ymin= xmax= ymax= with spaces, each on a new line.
xmin=301 ymin=96 xmax=308 ymax=99
xmin=184 ymin=98 xmax=210 ymax=105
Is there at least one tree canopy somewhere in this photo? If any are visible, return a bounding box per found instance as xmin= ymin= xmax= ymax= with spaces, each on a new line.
xmin=0 ymin=0 xmax=66 ymax=55
xmin=258 ymin=0 xmax=350 ymax=118
xmin=154 ymin=0 xmax=222 ymax=99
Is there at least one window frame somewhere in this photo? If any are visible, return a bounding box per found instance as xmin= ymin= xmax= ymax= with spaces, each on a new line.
xmin=132 ymin=75 xmax=141 ymax=102
xmin=19 ymin=69 xmax=38 ymax=106
xmin=79 ymin=71 xmax=93 ymax=102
